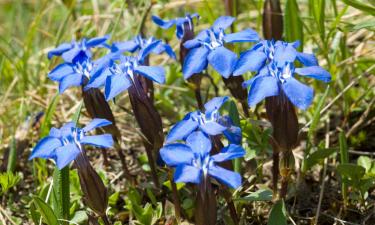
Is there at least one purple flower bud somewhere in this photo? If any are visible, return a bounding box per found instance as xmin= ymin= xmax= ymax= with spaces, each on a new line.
xmin=75 ymin=152 xmax=108 ymax=217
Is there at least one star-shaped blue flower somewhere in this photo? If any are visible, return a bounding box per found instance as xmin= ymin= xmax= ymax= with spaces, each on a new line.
xmin=152 ymin=13 xmax=200 ymax=39
xmin=182 ymin=16 xmax=259 ymax=79
xmin=48 ymin=58 xmax=98 ymax=93
xmin=242 ymin=61 xmax=331 ymax=110
xmin=160 ymin=131 xmax=245 ymax=189
xmin=234 ymin=40 xmax=331 ymax=110
xmin=85 ymin=55 xmax=165 ymax=101
xmin=233 ymin=40 xmax=319 ymax=76
xmin=29 ymin=119 xmax=114 ymax=169
xmin=166 ymin=96 xmax=241 ymax=144
xmin=111 ymin=35 xmax=176 ymax=60
xmin=48 ymin=35 xmax=109 ymax=63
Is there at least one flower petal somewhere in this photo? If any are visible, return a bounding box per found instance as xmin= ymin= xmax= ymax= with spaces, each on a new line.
xmin=282 ymin=77 xmax=314 ymax=110
xmin=29 ymin=137 xmax=62 ymax=160
xmin=182 ymin=47 xmax=209 ymax=79
xmin=208 ymin=164 xmax=242 ymax=188
xmin=48 ymin=63 xmax=75 ymax=81
xmin=111 ymin=40 xmax=139 ymax=53
xmin=207 ymin=46 xmax=237 ymax=78
xmin=61 ymin=46 xmax=81 ymax=63
xmin=59 ymin=74 xmax=83 ymax=93
xmin=55 ymin=143 xmax=80 ymax=169
xmin=138 ymin=40 xmax=161 ymax=62
xmin=85 ymin=35 xmax=109 ymax=48
xmin=223 ymin=125 xmax=242 ymax=144
xmin=200 ymin=121 xmax=227 ymax=136
xmin=274 ymin=44 xmax=297 ymax=66
xmin=83 ymin=118 xmax=112 ymax=132
xmin=174 ymin=164 xmax=202 ymax=184
xmin=212 ymin=16 xmax=235 ymax=31
xmin=247 ymin=75 xmax=279 ymax=107
xmin=223 ymin=28 xmax=259 ymax=43
xmin=166 ymin=117 xmax=199 ymax=143
xmin=49 ymin=127 xmax=61 ymax=138
xmin=48 ymin=42 xmax=72 ymax=59
xmin=85 ymin=67 xmax=112 ymax=90
xmin=80 ymin=134 xmax=114 ymax=148
xmin=204 ymin=96 xmax=229 ymax=113
xmin=160 ymin=143 xmax=195 ymax=166
xmin=233 ymin=50 xmax=267 ymax=76
xmin=152 ymin=15 xmax=176 ymax=29
xmin=296 ymin=52 xmax=318 ymax=66
xmin=104 ymin=74 xmax=132 ymax=101
xmin=186 ymin=131 xmax=212 ymax=156
xmin=211 ymin=144 xmax=245 ymax=162
xmin=295 ymin=66 xmax=331 ymax=82
xmin=183 ymin=38 xmax=201 ymax=49
xmin=134 ymin=66 xmax=165 ymax=84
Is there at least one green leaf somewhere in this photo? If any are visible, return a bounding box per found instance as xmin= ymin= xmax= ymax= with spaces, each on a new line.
xmin=337 ymin=163 xmax=366 ymax=181
xmin=284 ymin=0 xmax=304 ymax=50
xmin=339 ymin=132 xmax=349 ymax=164
xmin=268 ymin=200 xmax=287 ymax=225
xmin=342 ymin=0 xmax=375 ymax=15
xmin=71 ymin=101 xmax=83 ymax=124
xmin=308 ymin=86 xmax=330 ymax=141
xmin=40 ymin=93 xmax=59 ymax=138
xmin=238 ymin=189 xmax=273 ymax=202
xmin=33 ymin=196 xmax=59 ymax=225
xmin=70 ymin=210 xmax=88 ymax=224
xmin=357 ymin=156 xmax=373 ymax=173
xmin=352 ymin=18 xmax=375 ymax=31
xmin=52 ymin=167 xmax=70 ymax=223
xmin=6 ymin=136 xmax=17 ymax=173
xmin=0 ymin=172 xmax=21 ymax=195
xmin=304 ymin=148 xmax=336 ymax=170
xmin=312 ymin=0 xmax=326 ymax=39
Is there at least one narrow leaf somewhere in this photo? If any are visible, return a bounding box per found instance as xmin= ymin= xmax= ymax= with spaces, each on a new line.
xmin=284 ymin=0 xmax=304 ymax=50
xmin=33 ymin=196 xmax=59 ymax=225
xmin=268 ymin=200 xmax=287 ymax=225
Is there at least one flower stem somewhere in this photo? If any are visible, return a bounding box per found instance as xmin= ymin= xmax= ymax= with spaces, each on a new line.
xmin=101 ymin=215 xmax=111 ymax=225
xmin=168 ymin=171 xmax=181 ymax=221
xmin=272 ymin=151 xmax=279 ymax=197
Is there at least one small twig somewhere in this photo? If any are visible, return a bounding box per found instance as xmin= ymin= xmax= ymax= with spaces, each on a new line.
xmin=346 ymin=97 xmax=375 ymax=138
xmin=314 ymin=118 xmax=330 ymax=225
xmin=0 ymin=205 xmax=17 ymax=225
xmin=302 ymin=64 xmax=375 ymax=131
xmin=321 ymin=212 xmax=360 ymax=225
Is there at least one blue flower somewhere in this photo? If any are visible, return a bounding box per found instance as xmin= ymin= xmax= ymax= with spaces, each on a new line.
xmin=160 ymin=131 xmax=245 ymax=188
xmin=111 ymin=35 xmax=176 ymax=60
xmin=48 ymin=58 xmax=99 ymax=93
xmin=233 ymin=40 xmax=319 ymax=76
xmin=182 ymin=16 xmax=259 ymax=79
xmin=85 ymin=55 xmax=165 ymax=101
xmin=242 ymin=61 xmax=331 ymax=110
xmin=166 ymin=96 xmax=241 ymax=144
xmin=152 ymin=13 xmax=200 ymax=39
xmin=48 ymin=35 xmax=109 ymax=63
xmin=29 ymin=119 xmax=114 ymax=169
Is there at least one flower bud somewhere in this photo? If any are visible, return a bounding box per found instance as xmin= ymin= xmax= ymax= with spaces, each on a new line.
xmin=265 ymin=93 xmax=299 ymax=152
xmin=75 ymin=152 xmax=108 ymax=217
xmin=262 ymin=0 xmax=283 ymax=40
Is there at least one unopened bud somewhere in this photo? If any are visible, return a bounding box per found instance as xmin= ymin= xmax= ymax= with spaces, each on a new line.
xmin=75 ymin=152 xmax=108 ymax=217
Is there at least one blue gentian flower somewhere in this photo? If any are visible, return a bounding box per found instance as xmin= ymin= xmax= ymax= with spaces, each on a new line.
xmin=29 ymin=119 xmax=114 ymax=169
xmin=182 ymin=16 xmax=259 ymax=79
xmin=111 ymin=35 xmax=176 ymax=60
xmin=166 ymin=96 xmax=241 ymax=144
xmin=48 ymin=57 xmax=96 ymax=93
xmin=233 ymin=40 xmax=319 ymax=76
xmin=48 ymin=35 xmax=109 ymax=63
xmin=85 ymin=55 xmax=165 ymax=101
xmin=160 ymin=131 xmax=245 ymax=188
xmin=242 ymin=61 xmax=331 ymax=110
xmin=152 ymin=13 xmax=200 ymax=39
